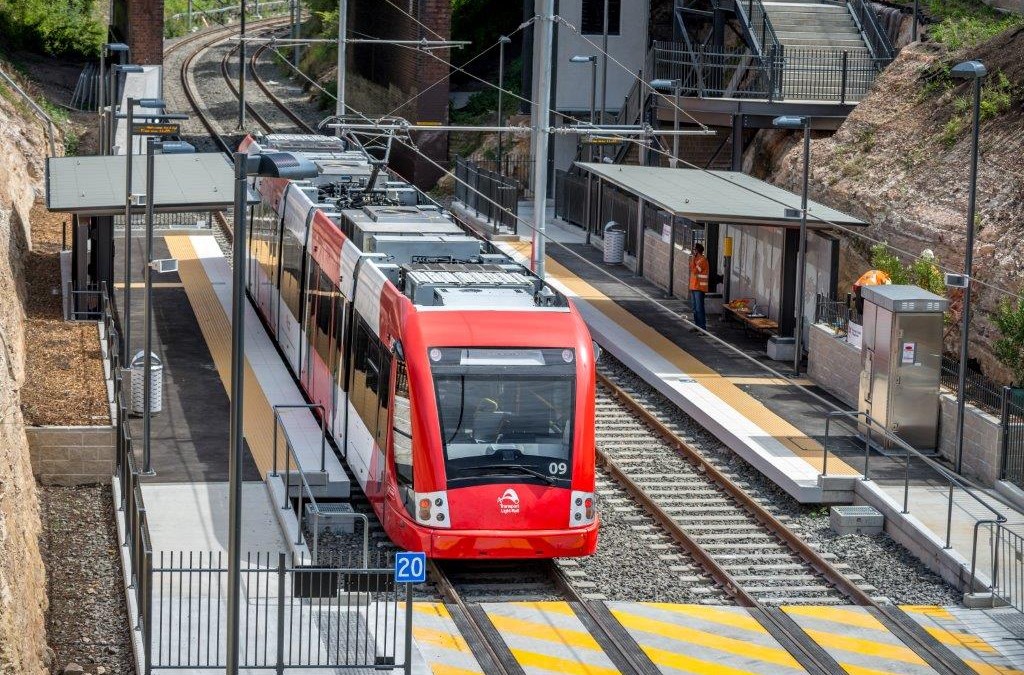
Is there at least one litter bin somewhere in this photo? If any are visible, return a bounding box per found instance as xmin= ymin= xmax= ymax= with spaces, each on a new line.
xmin=603 ymin=221 xmax=625 ymax=264
xmin=130 ymin=351 xmax=163 ymax=415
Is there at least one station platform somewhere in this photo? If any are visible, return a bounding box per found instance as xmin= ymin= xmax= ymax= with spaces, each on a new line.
xmin=487 ymin=213 xmax=1024 ymax=598
xmin=391 ymin=600 xmax=1024 ymax=674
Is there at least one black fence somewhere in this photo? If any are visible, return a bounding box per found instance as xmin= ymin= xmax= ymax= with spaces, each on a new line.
xmin=555 ymin=169 xmax=657 ymax=258
xmin=466 ymin=156 xmax=532 ymax=195
xmin=849 ymin=0 xmax=896 ymax=62
xmin=814 ymin=293 xmax=859 ymax=336
xmin=650 ymin=41 xmax=886 ymax=103
xmin=452 ymin=155 xmax=521 ymax=235
xmin=941 ymin=354 xmax=1006 ymax=416
xmin=1002 ymin=390 xmax=1024 ymax=489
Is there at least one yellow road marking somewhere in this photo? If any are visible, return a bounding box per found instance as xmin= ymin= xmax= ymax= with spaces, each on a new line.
xmin=510 ymin=601 xmax=577 ymax=617
xmin=642 ymin=603 xmax=768 ymax=633
xmin=612 ymin=609 xmax=802 ymax=669
xmin=508 ymin=647 xmax=620 ymax=675
xmin=414 ymin=603 xmax=453 ymax=618
xmin=785 ymin=606 xmax=886 ymax=631
xmin=428 ymin=665 xmax=484 ymax=675
xmin=800 ymin=628 xmax=928 ymax=665
xmin=638 ymin=642 xmax=790 ymax=675
xmin=487 ymin=612 xmax=603 ymax=652
xmin=922 ymin=626 xmax=997 ymax=653
xmin=901 ymin=606 xmax=954 ymax=620
xmin=413 ymin=626 xmax=473 ymax=654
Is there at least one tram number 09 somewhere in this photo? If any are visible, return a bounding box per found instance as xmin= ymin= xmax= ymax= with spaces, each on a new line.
xmin=548 ymin=462 xmax=568 ymax=476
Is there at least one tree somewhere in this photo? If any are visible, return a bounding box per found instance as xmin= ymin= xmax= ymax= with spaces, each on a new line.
xmin=994 ymin=296 xmax=1024 ymax=387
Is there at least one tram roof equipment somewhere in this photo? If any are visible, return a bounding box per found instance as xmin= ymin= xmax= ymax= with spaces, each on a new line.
xmin=575 ymin=163 xmax=866 ymax=229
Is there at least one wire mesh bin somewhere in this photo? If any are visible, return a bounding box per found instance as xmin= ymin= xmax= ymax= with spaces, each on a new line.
xmin=130 ymin=351 xmax=163 ymax=415
xmin=603 ymin=221 xmax=625 ymax=264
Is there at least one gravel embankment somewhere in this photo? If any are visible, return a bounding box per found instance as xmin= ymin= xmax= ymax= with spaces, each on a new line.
xmin=41 ymin=485 xmax=135 ymax=674
xmin=601 ymin=354 xmax=962 ymax=605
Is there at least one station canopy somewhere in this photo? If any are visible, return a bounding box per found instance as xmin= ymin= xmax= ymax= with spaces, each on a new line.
xmin=46 ymin=153 xmax=238 ymax=215
xmin=575 ymin=163 xmax=866 ymax=229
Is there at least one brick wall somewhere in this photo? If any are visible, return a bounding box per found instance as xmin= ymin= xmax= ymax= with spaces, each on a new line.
xmin=641 ymin=228 xmax=689 ymax=298
xmin=27 ymin=426 xmax=116 ymax=486
xmin=808 ymin=323 xmax=861 ymax=407
xmin=351 ymin=0 xmax=450 ymax=187
xmin=120 ymin=0 xmax=164 ymax=66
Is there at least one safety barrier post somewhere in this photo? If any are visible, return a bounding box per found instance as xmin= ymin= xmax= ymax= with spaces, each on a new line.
xmin=403 ymin=582 xmax=413 ymax=675
xmin=275 ymin=552 xmax=286 ymax=674
xmin=840 ymin=51 xmax=849 ymax=105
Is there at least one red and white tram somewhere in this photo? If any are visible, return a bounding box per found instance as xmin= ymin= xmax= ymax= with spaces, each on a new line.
xmin=240 ymin=134 xmax=599 ymax=559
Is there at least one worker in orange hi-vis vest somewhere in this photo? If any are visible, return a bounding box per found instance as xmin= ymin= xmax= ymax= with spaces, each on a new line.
xmin=689 ymin=243 xmax=710 ymax=332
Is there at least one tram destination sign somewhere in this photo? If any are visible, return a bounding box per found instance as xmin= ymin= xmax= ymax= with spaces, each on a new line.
xmin=132 ymin=122 xmax=181 ymax=137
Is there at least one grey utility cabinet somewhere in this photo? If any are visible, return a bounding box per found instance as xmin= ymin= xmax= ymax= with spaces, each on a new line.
xmin=858 ymin=285 xmax=949 ymax=450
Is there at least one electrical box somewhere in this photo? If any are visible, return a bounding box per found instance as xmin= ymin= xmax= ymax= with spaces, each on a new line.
xmin=858 ymin=285 xmax=948 ymax=451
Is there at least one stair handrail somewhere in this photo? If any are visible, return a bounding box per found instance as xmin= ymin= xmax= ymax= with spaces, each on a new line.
xmin=736 ymin=0 xmax=781 ymax=57
xmin=847 ymin=0 xmax=895 ymax=64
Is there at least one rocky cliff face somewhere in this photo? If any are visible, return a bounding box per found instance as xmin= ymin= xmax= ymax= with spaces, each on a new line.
xmin=766 ymin=28 xmax=1024 ymax=381
xmin=0 ymin=72 xmax=52 ymax=673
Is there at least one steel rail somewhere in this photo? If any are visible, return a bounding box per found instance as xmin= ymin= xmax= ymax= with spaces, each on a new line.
xmin=220 ymin=39 xmax=277 ymax=134
xmin=250 ymin=43 xmax=316 ymax=133
xmin=426 ymin=560 xmax=512 ymax=675
xmin=597 ymin=370 xmax=874 ymax=605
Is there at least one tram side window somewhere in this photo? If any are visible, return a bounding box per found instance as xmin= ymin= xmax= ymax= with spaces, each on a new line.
xmin=315 ymin=269 xmax=335 ymax=367
xmin=334 ymin=296 xmax=348 ymax=390
xmin=350 ymin=319 xmax=370 ymax=420
xmin=393 ymin=360 xmax=413 ymax=486
xmin=280 ymin=229 xmax=303 ymax=320
xmin=375 ymin=350 xmax=392 ymax=449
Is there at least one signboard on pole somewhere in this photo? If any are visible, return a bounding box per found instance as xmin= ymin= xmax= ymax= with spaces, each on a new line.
xmin=394 ymin=551 xmax=426 ymax=584
xmin=132 ymin=122 xmax=181 ymax=137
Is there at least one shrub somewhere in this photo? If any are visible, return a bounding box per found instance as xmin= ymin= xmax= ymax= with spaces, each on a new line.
xmin=994 ymin=296 xmax=1024 ymax=387
xmin=0 ymin=0 xmax=105 ymax=57
xmin=870 ymin=243 xmax=945 ymax=296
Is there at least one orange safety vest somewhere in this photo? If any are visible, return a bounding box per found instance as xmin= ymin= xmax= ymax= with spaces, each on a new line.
xmin=689 ymin=254 xmax=710 ymax=292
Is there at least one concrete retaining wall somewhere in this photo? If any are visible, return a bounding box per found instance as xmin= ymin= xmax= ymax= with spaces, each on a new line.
xmin=27 ymin=425 xmax=116 ymax=485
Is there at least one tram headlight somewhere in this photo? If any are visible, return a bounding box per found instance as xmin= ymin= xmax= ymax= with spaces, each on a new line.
xmin=412 ymin=490 xmax=451 ymax=529
xmin=569 ymin=490 xmax=596 ymax=528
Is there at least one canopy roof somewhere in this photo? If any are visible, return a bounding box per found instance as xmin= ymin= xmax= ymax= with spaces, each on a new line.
xmin=576 ymin=163 xmax=866 ymax=228
xmin=46 ymin=153 xmax=237 ymax=215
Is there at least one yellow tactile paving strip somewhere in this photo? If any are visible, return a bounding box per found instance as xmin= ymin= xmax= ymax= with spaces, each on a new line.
xmin=411 ymin=603 xmax=484 ymax=675
xmin=165 ymin=235 xmax=278 ymax=477
xmin=511 ymin=241 xmax=857 ymax=476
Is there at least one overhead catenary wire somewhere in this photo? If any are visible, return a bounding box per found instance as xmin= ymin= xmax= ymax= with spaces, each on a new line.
xmin=277 ymin=10 xmax=1024 ymax=305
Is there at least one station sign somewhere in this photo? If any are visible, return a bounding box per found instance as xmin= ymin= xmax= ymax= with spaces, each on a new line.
xmin=584 ymin=136 xmax=624 ymax=145
xmin=394 ymin=551 xmax=427 ymax=584
xmin=132 ymin=122 xmax=181 ymax=137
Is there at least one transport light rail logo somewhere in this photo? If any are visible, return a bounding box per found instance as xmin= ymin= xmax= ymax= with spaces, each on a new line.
xmin=498 ymin=488 xmax=521 ymax=514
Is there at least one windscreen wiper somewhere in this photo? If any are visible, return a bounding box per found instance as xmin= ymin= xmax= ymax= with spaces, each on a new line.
xmin=472 ymin=463 xmax=556 ymax=485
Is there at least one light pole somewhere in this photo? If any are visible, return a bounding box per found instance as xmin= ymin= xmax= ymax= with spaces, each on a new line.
xmin=497 ymin=35 xmax=512 ymax=170
xmin=239 ymin=0 xmax=247 ymax=129
xmin=951 ymin=60 xmax=987 ymax=475
xmin=651 ymin=78 xmax=682 ymax=168
xmin=122 ymin=96 xmax=167 ymax=364
xmin=571 ymin=55 xmax=598 ymax=242
xmin=600 ymin=0 xmax=610 ymax=126
xmin=530 ymin=0 xmax=555 ymax=279
xmin=773 ymin=115 xmax=811 ymax=376
xmin=336 ymin=0 xmax=348 ymax=127
xmin=226 ymin=150 xmax=318 ymax=675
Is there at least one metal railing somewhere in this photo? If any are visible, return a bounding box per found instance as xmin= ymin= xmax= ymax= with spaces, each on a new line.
xmin=272 ymin=404 xmax=369 ymax=565
xmin=149 ymin=551 xmax=413 ymax=672
xmin=650 ymin=42 xmax=884 ymax=103
xmin=452 ymin=155 xmax=521 ymax=235
xmin=971 ymin=521 xmax=1024 ymax=612
xmin=114 ymin=211 xmax=217 ymax=231
xmin=813 ymin=293 xmax=858 ymax=337
xmin=69 ymin=62 xmax=99 ymax=112
xmin=822 ymin=410 xmax=1007 ymax=551
xmin=1001 ymin=388 xmax=1024 ymax=489
xmin=0 ymin=65 xmax=58 ymax=156
xmin=464 ymin=156 xmax=532 ymax=194
xmin=739 ymin=0 xmax=781 ymax=56
xmin=66 ymin=282 xmax=108 ymax=322
xmin=941 ymin=354 xmax=1004 ymax=415
xmin=848 ymin=0 xmax=895 ymax=63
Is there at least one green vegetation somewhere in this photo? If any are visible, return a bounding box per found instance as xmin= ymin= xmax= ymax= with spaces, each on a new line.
xmin=938 ymin=71 xmax=1017 ymax=147
xmin=994 ymin=296 xmax=1024 ymax=386
xmin=870 ymin=243 xmax=946 ymax=296
xmin=0 ymin=0 xmax=105 ymax=57
xmin=897 ymin=0 xmax=1024 ymax=49
xmin=164 ymin=0 xmax=291 ymax=37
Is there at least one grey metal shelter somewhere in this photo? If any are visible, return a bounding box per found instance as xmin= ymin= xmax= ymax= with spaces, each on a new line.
xmin=573 ymin=163 xmax=867 ymax=337
xmin=45 ymin=153 xmax=238 ymax=298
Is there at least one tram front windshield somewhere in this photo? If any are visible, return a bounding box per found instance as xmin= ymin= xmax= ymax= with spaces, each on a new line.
xmin=430 ymin=348 xmax=576 ymax=488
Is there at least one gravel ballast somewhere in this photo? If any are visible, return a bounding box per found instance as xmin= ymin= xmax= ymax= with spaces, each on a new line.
xmin=41 ymin=485 xmax=135 ymax=674
xmin=601 ymin=355 xmax=962 ymax=605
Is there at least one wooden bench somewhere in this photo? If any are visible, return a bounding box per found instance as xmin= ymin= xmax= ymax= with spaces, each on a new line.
xmin=722 ymin=304 xmax=779 ymax=337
